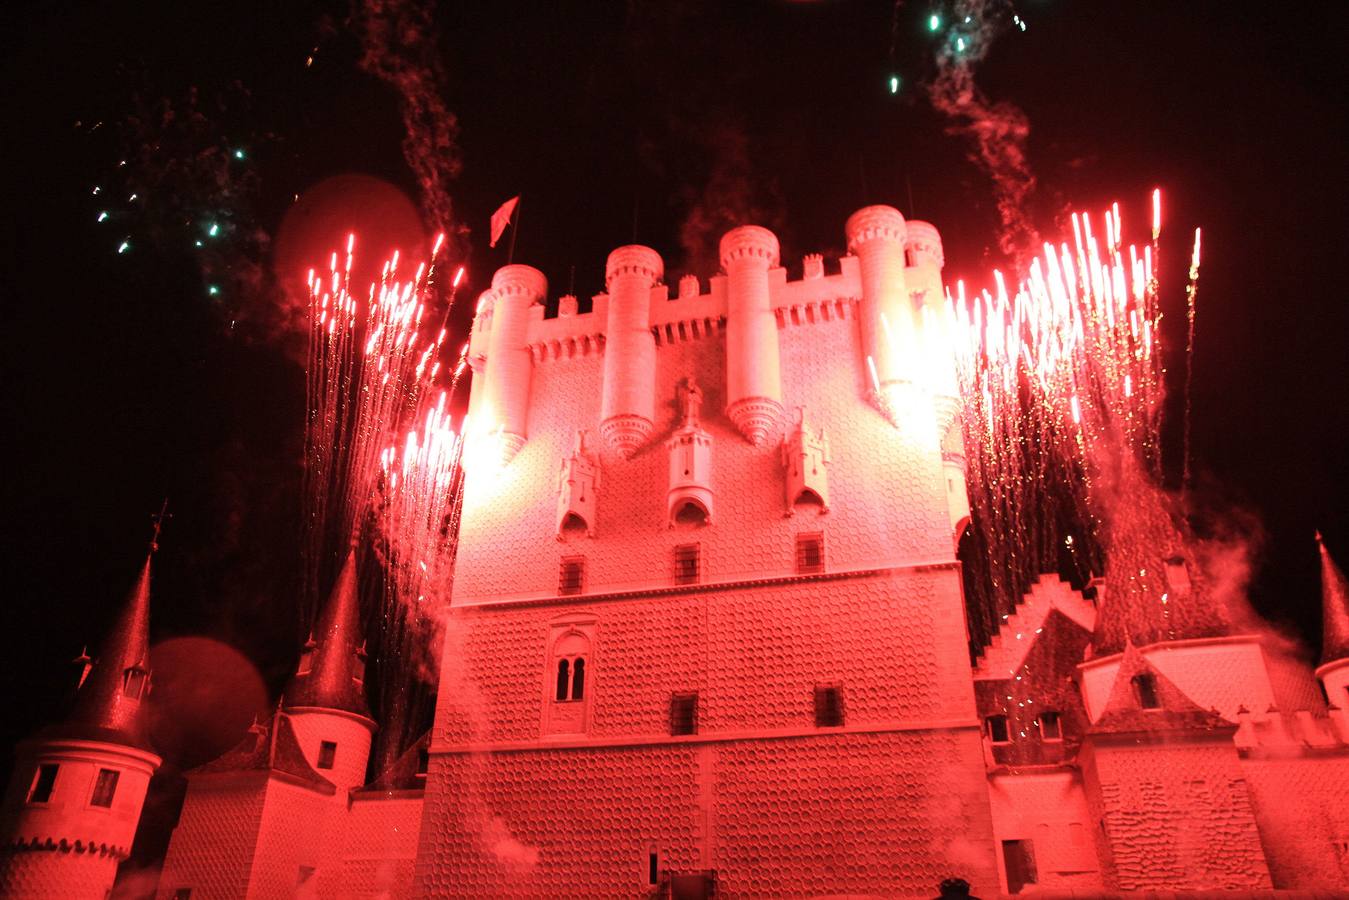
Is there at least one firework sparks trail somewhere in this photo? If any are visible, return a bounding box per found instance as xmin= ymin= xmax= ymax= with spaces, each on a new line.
xmin=945 ymin=193 xmax=1203 ymax=646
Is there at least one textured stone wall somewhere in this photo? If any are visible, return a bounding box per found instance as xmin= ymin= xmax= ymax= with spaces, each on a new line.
xmin=0 ymin=849 xmax=117 ymax=900
xmin=156 ymin=778 xmax=265 ymax=899
xmin=1242 ymin=754 xmax=1349 ymax=888
xmin=986 ymin=770 xmax=1103 ymax=892
xmin=339 ymin=795 xmax=423 ymax=898
xmin=1081 ymin=738 xmax=1272 ymax=891
xmin=244 ymin=779 xmax=332 ymax=897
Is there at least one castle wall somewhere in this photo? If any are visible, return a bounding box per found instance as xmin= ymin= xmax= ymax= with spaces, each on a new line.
xmin=244 ymin=779 xmax=332 ymax=898
xmin=339 ymin=794 xmax=424 ymax=898
xmin=156 ymin=776 xmax=266 ymax=899
xmin=1241 ymin=753 xmax=1349 ymax=888
xmin=985 ymin=770 xmax=1102 ymax=893
xmin=1080 ymin=737 xmax=1272 ymax=891
xmin=0 ymin=849 xmax=118 ymax=900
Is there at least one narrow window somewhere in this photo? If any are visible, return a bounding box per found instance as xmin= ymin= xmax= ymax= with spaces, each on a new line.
xmin=670 ymin=693 xmax=698 ymax=736
xmin=172 ymin=890 xmax=192 ymax=900
xmin=987 ymin=714 xmax=1010 ymax=743
xmin=1132 ymin=673 xmax=1160 ymax=709
xmin=1039 ymin=711 xmax=1063 ymax=741
xmin=122 ymin=666 xmax=147 ymax=699
xmin=555 ymin=658 xmax=571 ymax=701
xmin=571 ymin=658 xmax=586 ymax=700
xmin=559 ymin=557 xmax=585 ymax=595
xmin=90 ymin=768 xmax=119 ymax=808
xmin=814 ymin=685 xmax=844 ymax=727
xmin=416 ymin=749 xmax=429 ymax=778
xmin=27 ymin=764 xmax=58 ymax=804
xmin=796 ymin=533 xmax=824 ymax=574
xmin=673 ymin=544 xmax=700 ymax=585
xmin=317 ymin=740 xmax=337 ymax=770
xmin=1002 ymin=839 xmax=1038 ymax=893
xmin=647 ymin=849 xmax=660 ymax=885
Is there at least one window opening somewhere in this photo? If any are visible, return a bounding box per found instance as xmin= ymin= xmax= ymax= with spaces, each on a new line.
xmin=674 ymin=544 xmax=700 ymax=585
xmin=27 ymin=764 xmax=58 ymax=804
xmin=1002 ymin=839 xmax=1038 ymax=893
xmin=814 ymin=685 xmax=844 ymax=727
xmin=171 ymin=890 xmax=192 ymax=900
xmin=317 ymin=740 xmax=337 ymax=769
xmin=1132 ymin=673 xmax=1160 ymax=709
xmin=670 ymin=693 xmax=698 ymax=735
xmin=1039 ymin=711 xmax=1063 ymax=740
xmin=796 ymin=533 xmax=824 ymax=574
xmin=987 ymin=715 xmax=1010 ymax=743
xmin=648 ymin=850 xmax=660 ymax=886
xmin=123 ymin=666 xmax=147 ymax=699
xmin=555 ymin=659 xmax=571 ymax=701
xmin=90 ymin=768 xmax=119 ymax=808
xmin=416 ymin=749 xmax=429 ymax=777
xmin=559 ymin=557 xmax=585 ymax=595
xmin=572 ymin=658 xmax=586 ymax=700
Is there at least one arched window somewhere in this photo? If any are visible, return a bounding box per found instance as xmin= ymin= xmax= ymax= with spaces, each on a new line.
xmin=555 ymin=659 xmax=570 ymax=701
xmin=571 ymin=658 xmax=585 ymax=700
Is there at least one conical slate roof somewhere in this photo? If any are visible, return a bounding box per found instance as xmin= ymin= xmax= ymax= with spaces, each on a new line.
xmin=193 ymin=709 xmax=335 ymax=794
xmin=45 ymin=555 xmax=156 ymax=752
xmin=1088 ymin=642 xmax=1231 ymax=738
xmin=284 ymin=550 xmax=371 ymax=717
xmin=1319 ymin=533 xmax=1349 ymax=666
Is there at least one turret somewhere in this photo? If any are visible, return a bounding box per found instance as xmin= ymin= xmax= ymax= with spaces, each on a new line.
xmin=845 ymin=205 xmax=916 ymax=425
xmin=0 ymin=556 xmax=162 ymax=900
xmin=284 ymin=550 xmax=377 ymax=793
xmin=600 ymin=245 xmax=662 ymax=458
xmin=1315 ymin=533 xmax=1349 ymax=738
xmin=720 ymin=225 xmax=785 ymax=445
xmin=473 ymin=265 xmax=546 ymax=467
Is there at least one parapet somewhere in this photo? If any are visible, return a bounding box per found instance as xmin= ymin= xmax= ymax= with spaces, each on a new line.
xmin=606 ymin=245 xmax=664 ymax=288
xmin=905 ymin=220 xmax=945 ymax=268
xmin=845 ymin=205 xmax=907 ymax=252
xmin=491 ymin=263 xmax=548 ymax=301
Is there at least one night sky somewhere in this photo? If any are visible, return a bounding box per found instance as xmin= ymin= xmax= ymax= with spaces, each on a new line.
xmin=3 ymin=0 xmax=1346 ymax=787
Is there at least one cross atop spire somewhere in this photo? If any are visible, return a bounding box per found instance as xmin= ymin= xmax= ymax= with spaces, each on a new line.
xmin=149 ymin=498 xmax=171 ymax=554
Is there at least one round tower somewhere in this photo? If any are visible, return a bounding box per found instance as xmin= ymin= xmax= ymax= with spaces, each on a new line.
xmin=284 ymin=550 xmax=377 ymax=793
xmin=845 ymin=205 xmax=915 ymax=424
xmin=476 ymin=265 xmax=546 ymax=467
xmin=720 ymin=225 xmax=785 ymax=445
xmin=0 ymin=556 xmax=161 ymax=900
xmin=600 ymin=245 xmax=662 ymax=458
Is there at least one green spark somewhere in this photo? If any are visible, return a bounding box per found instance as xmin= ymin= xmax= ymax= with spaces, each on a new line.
xmin=117 ymin=240 xmax=130 ymax=254
xmin=208 ymin=284 xmax=221 ymax=296
xmin=208 ymin=223 xmax=220 ymax=237
xmin=928 ymin=14 xmax=941 ymax=32
xmin=234 ymin=148 xmax=246 ymax=160
xmin=889 ymin=75 xmax=901 ymax=94
xmin=97 ymin=211 xmax=108 ymax=223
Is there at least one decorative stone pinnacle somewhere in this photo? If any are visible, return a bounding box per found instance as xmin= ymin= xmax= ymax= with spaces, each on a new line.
xmin=719 ymin=225 xmax=780 ymax=270
xmin=605 ymin=245 xmax=663 ymax=289
xmin=845 ymin=205 xmax=907 ymax=252
xmin=490 ymin=264 xmax=548 ymax=300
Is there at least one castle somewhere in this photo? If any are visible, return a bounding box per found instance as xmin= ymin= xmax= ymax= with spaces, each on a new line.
xmin=3 ymin=207 xmax=1348 ymax=898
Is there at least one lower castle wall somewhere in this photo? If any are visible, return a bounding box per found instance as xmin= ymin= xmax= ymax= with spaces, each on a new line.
xmin=985 ymin=770 xmax=1102 ymax=893
xmin=338 ymin=794 xmax=424 ymax=898
xmin=244 ymin=779 xmax=333 ymax=899
xmin=1241 ymin=753 xmax=1349 ymax=889
xmin=156 ymin=777 xmax=265 ymax=899
xmin=415 ymin=730 xmax=997 ymax=898
xmin=0 ymin=848 xmax=118 ymax=900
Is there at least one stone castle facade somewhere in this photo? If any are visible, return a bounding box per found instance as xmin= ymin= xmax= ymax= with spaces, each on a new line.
xmin=3 ymin=206 xmax=1348 ymax=898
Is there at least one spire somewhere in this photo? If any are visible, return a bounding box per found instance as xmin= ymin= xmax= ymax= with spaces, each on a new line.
xmin=57 ymin=554 xmax=155 ymax=751
xmin=1318 ymin=532 xmax=1349 ymax=666
xmin=284 ymin=549 xmax=371 ymax=717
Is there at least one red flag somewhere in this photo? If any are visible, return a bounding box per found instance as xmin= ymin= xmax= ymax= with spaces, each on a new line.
xmin=489 ymin=196 xmax=519 ymax=248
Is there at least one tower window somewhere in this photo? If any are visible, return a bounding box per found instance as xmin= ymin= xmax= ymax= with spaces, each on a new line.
xmin=556 ymin=655 xmax=587 ymax=701
xmin=673 ymin=544 xmax=701 ymax=584
xmin=670 ymin=692 xmax=698 ymax=736
xmin=1132 ymin=673 xmax=1160 ymax=709
xmin=986 ymin=714 xmax=1010 ymax=743
xmin=796 ymin=533 xmax=824 ymax=574
xmin=647 ymin=849 xmax=660 ymax=886
xmin=317 ymin=740 xmax=337 ymax=769
xmin=90 ymin=768 xmax=119 ymax=808
xmin=123 ymin=666 xmax=147 ymax=699
xmin=559 ymin=557 xmax=585 ymax=595
xmin=1164 ymin=556 xmax=1192 ymax=596
xmin=814 ymin=685 xmax=844 ymax=727
xmin=27 ymin=764 xmax=58 ymax=804
xmin=1039 ymin=711 xmax=1063 ymax=741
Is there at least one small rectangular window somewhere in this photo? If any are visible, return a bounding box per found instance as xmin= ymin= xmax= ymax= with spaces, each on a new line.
xmin=796 ymin=533 xmax=824 ymax=574
xmin=27 ymin=764 xmax=58 ymax=804
xmin=317 ymin=741 xmax=337 ymax=770
xmin=673 ymin=544 xmax=700 ymax=585
xmin=416 ymin=748 xmax=429 ymax=777
xmin=123 ymin=667 xmax=147 ymax=699
xmin=559 ymin=557 xmax=585 ymax=595
xmin=670 ymin=693 xmax=698 ymax=736
xmin=814 ymin=685 xmax=844 ymax=727
xmin=1132 ymin=673 xmax=1160 ymax=709
xmin=90 ymin=768 xmax=119 ymax=808
xmin=647 ymin=849 xmax=660 ymax=886
xmin=1039 ymin=711 xmax=1062 ymax=741
xmin=987 ymin=715 xmax=1010 ymax=744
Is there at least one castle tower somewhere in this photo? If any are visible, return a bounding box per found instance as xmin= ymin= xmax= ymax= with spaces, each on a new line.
xmin=472 ymin=265 xmax=548 ymax=467
xmin=845 ymin=205 xmax=916 ymax=425
xmin=284 ymin=550 xmax=377 ymax=792
xmin=0 ymin=555 xmax=162 ymax=900
xmin=416 ymin=209 xmax=999 ymax=897
xmin=1315 ymin=533 xmax=1349 ymax=738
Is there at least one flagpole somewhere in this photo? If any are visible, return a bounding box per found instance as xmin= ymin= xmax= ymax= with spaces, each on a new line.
xmin=507 ymin=197 xmax=521 ymax=265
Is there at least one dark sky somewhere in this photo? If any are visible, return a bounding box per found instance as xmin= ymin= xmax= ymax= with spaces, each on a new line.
xmin=3 ymin=0 xmax=1347 ymax=776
